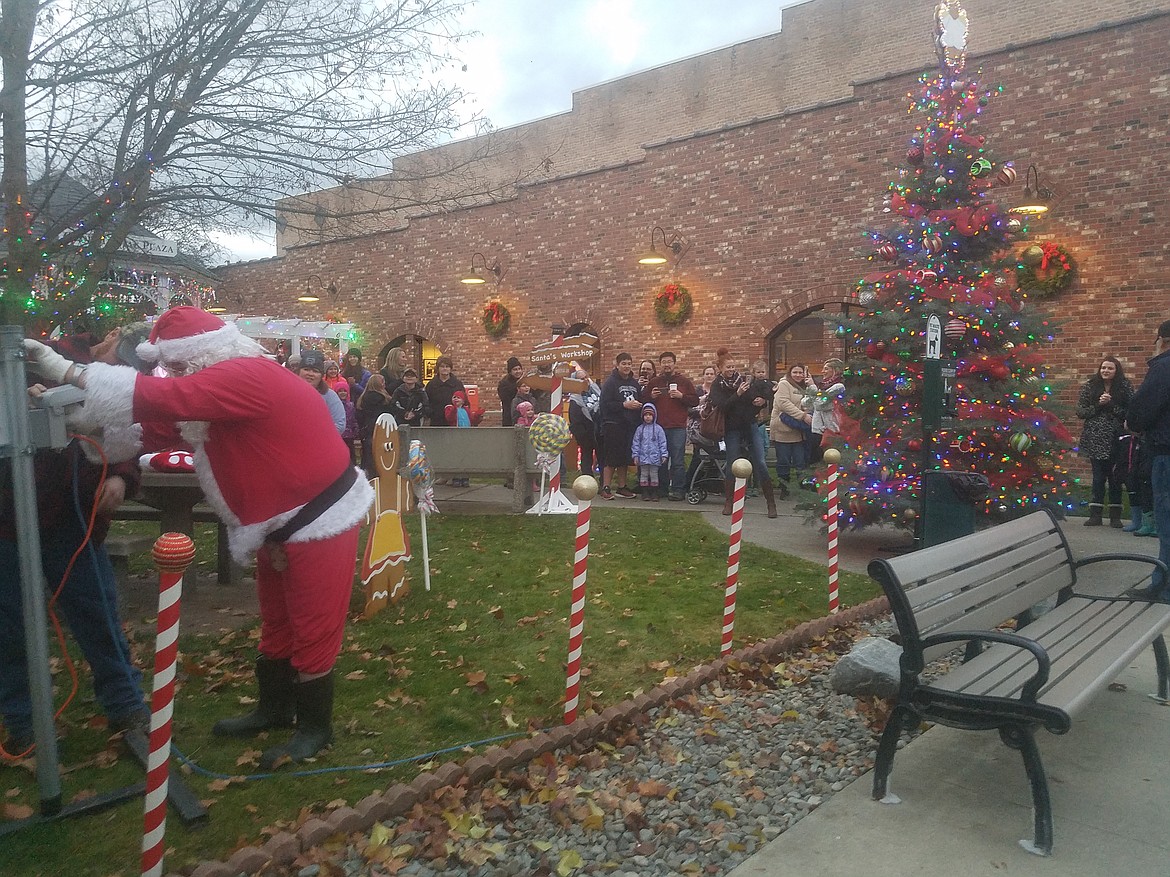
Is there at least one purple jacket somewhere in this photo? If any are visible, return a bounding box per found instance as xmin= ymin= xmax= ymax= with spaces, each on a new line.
xmin=630 ymin=403 xmax=668 ymax=465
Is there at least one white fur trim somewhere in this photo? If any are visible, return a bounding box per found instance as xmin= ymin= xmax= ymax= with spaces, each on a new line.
xmin=80 ymin=424 xmax=143 ymax=464
xmin=196 ymin=455 xmax=373 ymax=565
xmin=73 ymin=362 xmax=139 ymax=434
xmin=137 ymin=322 xmax=245 ymax=363
xmin=289 ymin=470 xmax=374 ymax=545
xmin=179 ymin=422 xmax=210 ymax=444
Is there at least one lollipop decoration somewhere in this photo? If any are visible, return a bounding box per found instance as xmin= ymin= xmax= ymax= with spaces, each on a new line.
xmin=406 ymin=439 xmax=438 ymax=592
xmin=527 ymin=412 xmax=572 ymax=516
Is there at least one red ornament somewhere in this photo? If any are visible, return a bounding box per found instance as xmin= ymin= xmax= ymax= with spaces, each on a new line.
xmin=877 ymin=243 xmax=897 ymax=261
xmin=152 ymin=533 xmax=196 ymax=573
xmin=907 ymin=439 xmax=923 ymax=452
xmin=924 ymin=234 xmax=943 ymax=254
xmin=996 ymin=165 xmax=1017 ymax=186
xmin=917 ymin=269 xmax=938 ymax=284
xmin=945 ymin=318 xmax=967 ymax=340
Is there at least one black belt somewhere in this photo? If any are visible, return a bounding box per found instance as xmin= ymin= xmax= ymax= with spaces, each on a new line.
xmin=266 ymin=466 xmax=358 ymax=544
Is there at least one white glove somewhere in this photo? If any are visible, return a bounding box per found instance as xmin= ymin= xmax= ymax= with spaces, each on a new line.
xmin=22 ymin=338 xmax=75 ymax=384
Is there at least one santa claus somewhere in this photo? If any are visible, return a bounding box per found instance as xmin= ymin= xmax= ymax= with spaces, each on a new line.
xmin=23 ymin=307 xmax=373 ymax=768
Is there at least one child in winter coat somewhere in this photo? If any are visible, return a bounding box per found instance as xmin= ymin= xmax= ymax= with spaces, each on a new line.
xmin=334 ymin=380 xmax=360 ymax=464
xmin=389 ymin=367 xmax=431 ymax=425
xmin=510 ymin=376 xmax=539 ymax=425
xmin=513 ymin=400 xmax=536 ymax=428
xmin=630 ymin=403 xmax=668 ymax=501
xmin=445 ymin=390 xmax=484 ymax=487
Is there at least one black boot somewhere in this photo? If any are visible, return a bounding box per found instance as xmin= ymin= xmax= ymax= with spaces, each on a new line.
xmin=1108 ymin=505 xmax=1123 ymax=528
xmin=259 ymin=672 xmax=334 ymax=769
xmin=1084 ymin=503 xmax=1104 ymax=527
xmin=212 ymin=656 xmax=296 ymax=737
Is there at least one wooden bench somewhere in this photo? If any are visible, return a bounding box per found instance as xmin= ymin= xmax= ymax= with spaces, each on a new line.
xmin=867 ymin=509 xmax=1170 ymax=856
xmin=112 ymin=502 xmax=245 ymax=586
xmin=105 ymin=533 xmax=155 ymax=601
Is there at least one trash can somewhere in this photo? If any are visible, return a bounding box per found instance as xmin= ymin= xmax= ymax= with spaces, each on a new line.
xmin=921 ymin=470 xmax=990 ymax=548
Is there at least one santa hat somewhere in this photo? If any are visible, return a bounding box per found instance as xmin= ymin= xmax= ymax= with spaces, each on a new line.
xmin=136 ymin=306 xmax=243 ymax=363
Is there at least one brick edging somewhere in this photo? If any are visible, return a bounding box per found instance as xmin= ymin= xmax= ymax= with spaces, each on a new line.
xmin=180 ymin=595 xmax=890 ymax=877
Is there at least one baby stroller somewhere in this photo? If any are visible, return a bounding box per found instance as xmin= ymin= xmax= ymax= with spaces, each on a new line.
xmin=685 ymin=429 xmax=728 ymax=505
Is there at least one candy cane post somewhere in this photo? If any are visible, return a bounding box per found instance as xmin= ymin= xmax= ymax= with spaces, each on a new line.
xmin=546 ymin=328 xmax=566 ymax=497
xmin=721 ymin=459 xmax=752 ymax=656
xmin=823 ymin=448 xmax=841 ymax=615
xmin=140 ymin=533 xmax=195 ymax=877
xmin=563 ymin=475 xmax=598 ymax=724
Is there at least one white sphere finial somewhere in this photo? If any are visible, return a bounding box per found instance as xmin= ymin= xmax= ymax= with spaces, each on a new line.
xmin=572 ymin=475 xmax=599 ymax=500
xmin=822 ymin=448 xmax=842 ymax=465
xmin=731 ymin=458 xmax=753 ymax=479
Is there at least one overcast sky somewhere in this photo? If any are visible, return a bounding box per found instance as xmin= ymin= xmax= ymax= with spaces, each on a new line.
xmin=213 ymin=1 xmax=796 ymax=262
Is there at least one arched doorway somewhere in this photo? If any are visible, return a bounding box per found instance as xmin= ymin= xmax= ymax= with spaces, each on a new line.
xmin=767 ymin=304 xmax=856 ymax=379
xmin=376 ymin=335 xmax=443 ymax=381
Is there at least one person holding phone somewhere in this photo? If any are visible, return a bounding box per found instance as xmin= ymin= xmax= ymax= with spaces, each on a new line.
xmin=1076 ymin=356 xmax=1132 ymax=527
xmin=643 ymin=352 xmax=699 ymax=500
xmin=707 ymin=349 xmax=778 ymax=517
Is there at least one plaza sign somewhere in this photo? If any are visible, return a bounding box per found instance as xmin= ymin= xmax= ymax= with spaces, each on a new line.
xmin=121 ymin=235 xmax=178 ymax=258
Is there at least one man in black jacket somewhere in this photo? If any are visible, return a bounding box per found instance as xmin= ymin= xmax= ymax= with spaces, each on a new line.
xmin=598 ymin=352 xmax=641 ymax=500
xmin=1126 ymin=319 xmax=1170 ymax=602
xmin=497 ymin=356 xmax=524 ymax=427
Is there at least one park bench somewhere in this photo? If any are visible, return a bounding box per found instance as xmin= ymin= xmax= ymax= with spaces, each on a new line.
xmin=867 ymin=508 xmax=1170 ymax=856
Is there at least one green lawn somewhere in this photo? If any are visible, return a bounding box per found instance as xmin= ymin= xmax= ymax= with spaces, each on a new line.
xmin=0 ymin=509 xmax=876 ymax=876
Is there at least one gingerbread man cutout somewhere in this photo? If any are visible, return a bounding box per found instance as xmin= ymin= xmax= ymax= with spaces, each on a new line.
xmin=359 ymin=414 xmax=411 ymax=618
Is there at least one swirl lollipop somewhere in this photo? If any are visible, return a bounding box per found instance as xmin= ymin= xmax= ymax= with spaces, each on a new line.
xmin=530 ymin=412 xmax=571 ymax=474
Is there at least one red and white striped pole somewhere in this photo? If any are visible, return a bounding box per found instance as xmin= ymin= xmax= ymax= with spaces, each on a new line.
xmin=563 ymin=475 xmax=597 ymax=723
xmin=547 ymin=329 xmax=566 ymax=496
xmin=721 ymin=459 xmax=752 ymax=656
xmin=140 ymin=533 xmax=195 ymax=877
xmin=823 ymin=449 xmax=841 ymax=615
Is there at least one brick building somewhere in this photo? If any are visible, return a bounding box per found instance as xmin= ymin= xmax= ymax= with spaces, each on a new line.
xmin=218 ymin=0 xmax=1170 ymax=425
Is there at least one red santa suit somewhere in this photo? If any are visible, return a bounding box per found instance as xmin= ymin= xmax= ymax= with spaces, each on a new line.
xmin=76 ymin=310 xmax=373 ymax=675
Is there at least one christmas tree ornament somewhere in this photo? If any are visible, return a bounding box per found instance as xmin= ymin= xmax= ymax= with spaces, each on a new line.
xmin=907 ymin=439 xmax=923 ymax=452
xmin=1006 ymin=217 xmax=1023 ymax=233
xmin=970 ymin=157 xmax=993 ymax=177
xmin=945 ymin=318 xmax=967 ymax=339
xmin=924 ymin=233 xmax=943 ymax=254
xmin=877 ymin=243 xmax=897 ymax=261
xmin=917 ymin=268 xmax=938 ymax=284
xmin=996 ymin=164 xmax=1017 ymax=185
xmin=1020 ymin=245 xmax=1045 ymax=267
xmin=935 ymin=175 xmax=949 ymax=187
xmin=895 ymin=378 xmax=916 ymax=396
xmin=1009 ymin=432 xmax=1033 ymax=452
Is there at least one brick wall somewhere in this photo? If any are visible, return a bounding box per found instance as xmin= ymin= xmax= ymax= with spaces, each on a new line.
xmin=274 ymin=0 xmax=1170 ymax=250
xmin=222 ymin=13 xmax=1170 ymax=440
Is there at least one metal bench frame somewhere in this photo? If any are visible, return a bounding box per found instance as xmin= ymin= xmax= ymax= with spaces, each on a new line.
xmin=867 ymin=509 xmax=1170 ymax=856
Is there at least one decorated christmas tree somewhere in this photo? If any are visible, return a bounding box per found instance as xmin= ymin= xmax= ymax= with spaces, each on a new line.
xmin=831 ymin=1 xmax=1073 ymax=530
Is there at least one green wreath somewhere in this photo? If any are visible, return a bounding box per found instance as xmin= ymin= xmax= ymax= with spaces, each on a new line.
xmin=482 ymin=300 xmax=510 ymax=338
xmin=654 ymin=283 xmax=693 ymax=326
xmin=1016 ymin=243 xmax=1076 ymax=297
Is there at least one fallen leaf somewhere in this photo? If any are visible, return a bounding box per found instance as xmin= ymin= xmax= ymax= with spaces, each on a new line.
xmin=488 ymin=606 xmax=504 ymax=620
xmin=557 ymin=849 xmax=583 ymax=876
xmin=447 ymin=599 xmax=458 ymax=609
xmin=3 ymin=802 xmax=33 ymax=820
xmin=712 ymin=799 xmax=737 ymax=818
xmin=345 ymin=670 xmax=367 ymax=681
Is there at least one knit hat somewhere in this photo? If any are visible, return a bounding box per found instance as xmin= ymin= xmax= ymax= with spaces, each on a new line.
xmin=136 ymin=306 xmax=241 ymax=363
xmin=115 ymin=321 xmax=153 ymax=371
xmin=506 ymin=356 xmax=522 ymax=371
xmin=402 ymin=367 xmax=418 ymax=377
xmin=332 ymin=380 xmax=350 ymax=395
xmin=300 ymin=349 xmax=326 ymax=372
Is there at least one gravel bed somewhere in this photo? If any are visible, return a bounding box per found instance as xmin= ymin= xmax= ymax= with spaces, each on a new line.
xmin=279 ymin=618 xmax=934 ymax=877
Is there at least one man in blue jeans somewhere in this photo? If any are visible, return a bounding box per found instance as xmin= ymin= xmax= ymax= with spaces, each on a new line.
xmin=644 ymin=352 xmax=700 ymax=500
xmin=1126 ymin=318 xmax=1170 ymax=602
xmin=1 ymin=329 xmax=149 ymax=759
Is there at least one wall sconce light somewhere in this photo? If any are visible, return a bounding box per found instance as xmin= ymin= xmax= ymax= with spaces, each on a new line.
xmin=637 ymin=226 xmax=688 ymax=266
xmin=460 ymin=252 xmax=503 ymax=285
xmin=298 ymin=273 xmax=338 ymax=303
xmin=1009 ymin=164 xmax=1053 ymax=216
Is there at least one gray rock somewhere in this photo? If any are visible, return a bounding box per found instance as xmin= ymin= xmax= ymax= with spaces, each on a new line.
xmin=828 ymin=636 xmax=902 ymax=697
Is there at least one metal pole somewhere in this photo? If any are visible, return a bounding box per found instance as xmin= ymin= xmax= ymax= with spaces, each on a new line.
xmin=0 ymin=326 xmax=62 ymax=814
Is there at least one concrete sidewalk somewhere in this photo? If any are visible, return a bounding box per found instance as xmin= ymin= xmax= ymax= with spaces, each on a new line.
xmin=726 ymin=648 xmax=1170 ymax=876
